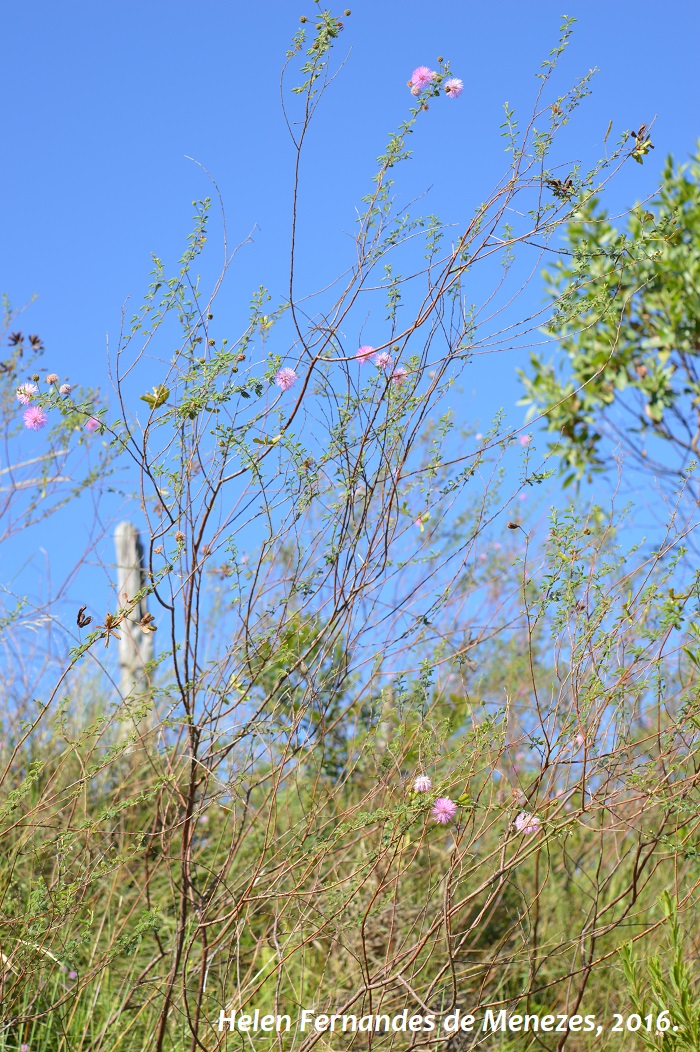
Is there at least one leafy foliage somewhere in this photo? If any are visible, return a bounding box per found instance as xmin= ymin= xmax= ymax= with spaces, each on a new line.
xmin=520 ymin=145 xmax=700 ymax=485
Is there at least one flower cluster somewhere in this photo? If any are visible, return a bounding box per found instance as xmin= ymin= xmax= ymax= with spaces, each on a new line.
xmin=15 ymin=373 xmax=98 ymax=432
xmin=407 ymin=66 xmax=463 ymax=100
xmin=373 ymin=350 xmax=393 ymax=371
xmin=409 ymin=66 xmax=437 ymax=95
xmin=431 ymin=797 xmax=458 ymax=824
xmin=23 ymin=406 xmax=48 ymax=430
xmin=355 ymin=346 xmax=408 ymax=385
xmin=275 ymin=367 xmax=298 ymax=392
xmin=514 ymin=811 xmax=541 ymax=835
xmin=16 ymin=382 xmax=39 ymax=405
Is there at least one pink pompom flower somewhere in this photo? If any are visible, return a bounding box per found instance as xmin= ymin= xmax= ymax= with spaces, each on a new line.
xmin=85 ymin=417 xmax=100 ymax=432
xmin=391 ymin=367 xmax=408 ymax=385
xmin=373 ymin=351 xmax=393 ymax=371
xmin=59 ymin=383 xmax=72 ymax=395
xmin=514 ymin=811 xmax=541 ymax=835
xmin=46 ymin=373 xmax=59 ymax=384
xmin=23 ymin=406 xmax=48 ymax=430
xmin=275 ymin=367 xmax=298 ymax=392
xmin=16 ymin=382 xmax=38 ymax=405
xmin=431 ymin=797 xmax=458 ymax=824
xmin=356 ymin=345 xmax=375 ymax=365
xmin=413 ymin=775 xmax=432 ymax=793
xmin=444 ymin=78 xmax=464 ymax=99
xmin=410 ymin=66 xmax=437 ymax=93
xmin=519 ymin=433 xmax=531 ymax=446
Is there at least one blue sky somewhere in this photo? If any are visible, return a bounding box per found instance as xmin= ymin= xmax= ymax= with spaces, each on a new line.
xmin=4 ymin=0 xmax=698 ymax=373
xmin=2 ymin=0 xmax=699 ymax=629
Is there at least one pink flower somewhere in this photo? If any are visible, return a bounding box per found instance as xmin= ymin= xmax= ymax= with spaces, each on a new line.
xmin=413 ymin=775 xmax=432 ymax=793
xmin=68 ymin=970 xmax=77 ymax=980
xmin=444 ymin=78 xmax=463 ymax=99
xmin=275 ymin=367 xmax=298 ymax=392
xmin=46 ymin=373 xmax=59 ymax=384
xmin=16 ymin=382 xmax=38 ymax=405
xmin=373 ymin=351 xmax=393 ymax=371
xmin=23 ymin=406 xmax=48 ymax=430
xmin=410 ymin=66 xmax=437 ymax=93
xmin=59 ymin=383 xmax=72 ymax=395
xmin=356 ymin=345 xmax=375 ymax=365
xmin=21 ymin=1045 xmax=30 ymax=1052
xmin=431 ymin=797 xmax=457 ymax=824
xmin=391 ymin=367 xmax=408 ymax=385
xmin=514 ymin=811 xmax=541 ymax=835
xmin=85 ymin=417 xmax=100 ymax=432
xmin=519 ymin=434 xmax=531 ymax=446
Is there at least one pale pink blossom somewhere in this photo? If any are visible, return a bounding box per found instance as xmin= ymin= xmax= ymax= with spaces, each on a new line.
xmin=373 ymin=351 xmax=393 ymax=371
xmin=356 ymin=345 xmax=375 ymax=365
xmin=46 ymin=373 xmax=59 ymax=384
xmin=519 ymin=434 xmax=531 ymax=446
xmin=21 ymin=1045 xmax=30 ymax=1052
xmin=413 ymin=775 xmax=432 ymax=793
xmin=391 ymin=367 xmax=408 ymax=385
xmin=23 ymin=406 xmax=47 ymax=430
xmin=444 ymin=78 xmax=464 ymax=99
xmin=431 ymin=797 xmax=457 ymax=824
xmin=410 ymin=66 xmax=437 ymax=93
xmin=275 ymin=367 xmax=298 ymax=392
xmin=16 ymin=382 xmax=38 ymax=405
xmin=514 ymin=811 xmax=541 ymax=835
xmin=85 ymin=417 xmax=100 ymax=432
xmin=59 ymin=383 xmax=72 ymax=395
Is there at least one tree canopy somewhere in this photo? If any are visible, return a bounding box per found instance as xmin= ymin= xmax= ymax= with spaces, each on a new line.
xmin=520 ymin=144 xmax=700 ymax=487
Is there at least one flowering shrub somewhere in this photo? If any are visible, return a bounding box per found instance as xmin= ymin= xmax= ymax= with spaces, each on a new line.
xmin=3 ymin=9 xmax=696 ymax=1052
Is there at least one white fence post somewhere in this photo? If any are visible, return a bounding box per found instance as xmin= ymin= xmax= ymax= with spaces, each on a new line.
xmin=114 ymin=521 xmax=154 ymax=696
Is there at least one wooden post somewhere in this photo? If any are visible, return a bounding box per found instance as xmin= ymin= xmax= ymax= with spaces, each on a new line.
xmin=114 ymin=521 xmax=153 ymax=696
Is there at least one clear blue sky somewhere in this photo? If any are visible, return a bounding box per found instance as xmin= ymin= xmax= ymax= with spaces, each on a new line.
xmin=2 ymin=0 xmax=699 ymax=621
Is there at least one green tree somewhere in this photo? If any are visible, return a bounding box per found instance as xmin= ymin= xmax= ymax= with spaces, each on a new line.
xmin=520 ymin=144 xmax=700 ymax=487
